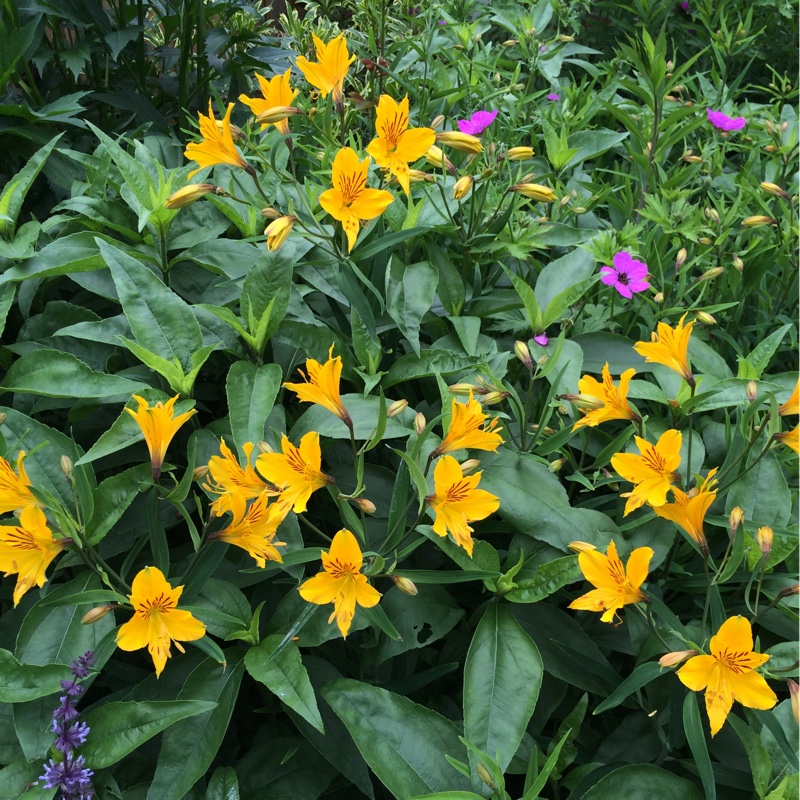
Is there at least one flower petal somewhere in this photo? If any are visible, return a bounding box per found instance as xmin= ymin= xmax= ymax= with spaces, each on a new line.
xmin=677 ymin=654 xmax=716 ymax=691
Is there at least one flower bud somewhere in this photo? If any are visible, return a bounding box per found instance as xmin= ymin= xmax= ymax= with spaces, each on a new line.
xmin=449 ymin=383 xmax=482 ymax=396
xmin=258 ymin=441 xmax=274 ymax=454
xmin=193 ymin=465 xmax=209 ymax=481
xmin=509 ymin=183 xmax=557 ymax=202
xmin=764 ymin=145 xmax=778 ymax=152
xmin=82 ymin=605 xmax=115 ymax=624
xmin=562 ymin=393 xmax=605 ymax=410
xmin=425 ymin=145 xmax=457 ymax=175
xmin=165 ymin=183 xmax=216 ymax=209
xmin=353 ymin=497 xmax=377 ymax=514
xmin=407 ymin=169 xmax=435 ymax=183
xmin=514 ymin=340 xmax=533 ymax=369
xmin=502 ymin=38 xmax=520 ymax=46
xmin=698 ymin=236 xmax=712 ymax=245
xmin=430 ymin=115 xmax=444 ymax=130
xmin=255 ymin=106 xmax=304 ymax=125
xmin=538 ymin=354 xmax=549 ymax=366
xmin=654 ymin=292 xmax=665 ymax=303
xmin=761 ymin=181 xmax=789 ymax=199
xmin=729 ymin=506 xmax=745 ymax=536
xmin=572 ymin=206 xmax=587 ymax=215
xmin=732 ymin=254 xmax=744 ymax=271
xmin=568 ymin=541 xmax=596 ymax=553
xmin=60 ymin=455 xmax=73 ymax=480
xmin=387 ymin=399 xmax=408 ymax=418
xmin=452 ymin=175 xmax=474 ymax=200
xmin=482 ymin=391 xmax=509 ymax=406
xmin=746 ymin=381 xmax=758 ymax=402
xmin=697 ymin=266 xmax=724 ymax=282
xmin=704 ymin=208 xmax=720 ymax=225
xmin=460 ymin=459 xmax=481 ymax=476
xmin=693 ymin=310 xmax=716 ymax=325
xmin=261 ymin=206 xmax=282 ymax=219
xmin=658 ymin=650 xmax=697 ymax=668
xmin=414 ymin=412 xmax=426 ymax=435
xmin=435 ymin=131 xmax=483 ymax=154
xmin=788 ymin=680 xmax=800 ymax=724
xmin=674 ymin=247 xmax=687 ymax=270
xmin=778 ymin=584 xmax=799 ymax=598
xmin=508 ymin=146 xmax=534 ymax=161
xmin=391 ymin=575 xmax=419 ymax=596
xmin=756 ymin=526 xmax=773 ymax=557
xmin=548 ymin=458 xmax=566 ymax=473
xmin=264 ymin=215 xmax=296 ymax=252
xmin=742 ymin=215 xmax=778 ymax=227
xmin=476 ymin=764 xmax=495 ymax=791
xmin=0 ymin=413 xmax=6 ymax=426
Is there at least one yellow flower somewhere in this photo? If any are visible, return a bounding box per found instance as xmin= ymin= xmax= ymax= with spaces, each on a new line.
xmin=775 ymin=425 xmax=799 ymax=454
xmin=366 ymin=95 xmax=436 ymax=195
xmin=125 ymin=395 xmax=196 ymax=480
xmin=633 ymin=313 xmax=695 ymax=385
xmin=116 ymin=566 xmax=206 ymax=678
xmin=239 ymin=68 xmax=299 ymax=135
xmin=0 ymin=451 xmax=38 ymax=515
xmin=264 ymin=215 xmax=296 ymax=251
xmin=184 ymin=101 xmax=250 ymax=179
xmin=255 ymin=432 xmax=332 ymax=513
xmin=203 ymin=440 xmax=272 ymax=520
xmin=568 ymin=540 xmax=653 ymax=623
xmin=572 ymin=364 xmax=639 ymax=430
xmin=509 ymin=183 xmax=557 ymax=202
xmin=0 ymin=505 xmax=67 ymax=606
xmin=426 ymin=455 xmax=499 ymax=556
xmin=452 ymin=175 xmax=474 ymax=200
xmin=425 ymin=145 xmax=456 ymax=174
xmin=742 ymin=215 xmax=778 ymax=227
xmin=319 ymin=147 xmax=394 ymax=252
xmin=779 ymin=378 xmax=799 ymax=416
xmin=611 ymin=429 xmax=682 ymax=516
xmin=433 ymin=394 xmax=504 ymax=457
xmin=295 ymin=33 xmax=355 ymax=107
xmin=283 ymin=345 xmax=350 ymax=424
xmin=435 ymin=131 xmax=483 ymax=153
xmin=677 ymin=616 xmax=777 ymax=736
xmin=165 ymin=184 xmax=216 ymax=209
xmin=298 ymin=528 xmax=381 ymax=638
xmin=653 ymin=469 xmax=718 ymax=553
xmin=211 ymin=493 xmax=287 ymax=568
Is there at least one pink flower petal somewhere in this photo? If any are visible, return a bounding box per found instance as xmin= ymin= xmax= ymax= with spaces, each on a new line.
xmin=533 ymin=333 xmax=549 ymax=346
xmin=616 ymin=283 xmax=633 ymax=299
xmin=627 ymin=280 xmax=651 ymax=293
xmin=600 ymin=269 xmax=619 ymax=287
xmin=707 ymin=108 xmax=746 ymax=131
xmin=613 ymin=251 xmax=633 ymax=271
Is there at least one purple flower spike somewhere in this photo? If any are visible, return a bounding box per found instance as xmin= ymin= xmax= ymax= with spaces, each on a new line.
xmin=547 ymin=93 xmax=560 ymax=101
xmin=40 ymin=754 xmax=94 ymax=799
xmin=533 ymin=333 xmax=549 ymax=346
xmin=457 ymin=110 xmax=498 ymax=135
xmin=600 ymin=252 xmax=650 ymax=299
xmin=707 ymin=108 xmax=746 ymax=131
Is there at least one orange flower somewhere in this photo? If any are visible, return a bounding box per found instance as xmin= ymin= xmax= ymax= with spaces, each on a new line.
xmin=0 ymin=451 xmax=38 ymax=515
xmin=653 ymin=469 xmax=718 ymax=553
xmin=572 ymin=364 xmax=639 ymax=430
xmin=779 ymin=378 xmax=799 ymax=416
xmin=203 ymin=440 xmax=272 ymax=520
xmin=433 ymin=394 xmax=503 ymax=456
xmin=239 ymin=69 xmax=299 ymax=135
xmin=185 ymin=101 xmax=250 ymax=179
xmin=283 ymin=345 xmax=350 ymax=424
xmin=633 ymin=313 xmax=695 ymax=385
xmin=775 ymin=426 xmax=799 ymax=454
xmin=296 ymin=34 xmax=355 ymax=108
xmin=211 ymin=493 xmax=287 ymax=568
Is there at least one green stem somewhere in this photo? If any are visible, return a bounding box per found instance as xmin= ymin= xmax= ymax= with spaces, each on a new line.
xmin=701 ymin=555 xmax=712 ymax=639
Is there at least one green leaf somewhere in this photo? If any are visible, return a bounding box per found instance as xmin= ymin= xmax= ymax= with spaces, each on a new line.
xmin=542 ymin=276 xmax=599 ymax=328
xmin=226 ymin=362 xmax=282 ymax=458
xmin=241 ymin=249 xmax=295 ymax=354
xmin=500 ymin=264 xmax=542 ymax=332
xmin=147 ymin=656 xmax=244 ymax=800
xmin=504 ymin=556 xmax=582 ymax=603
xmin=384 ymin=350 xmax=479 ymax=388
xmin=463 ymin=605 xmax=542 ymax=774
xmin=728 ymin=715 xmax=771 ymax=800
xmin=0 ymin=758 xmax=56 ymax=800
xmin=580 ymin=764 xmax=702 ymax=799
xmin=386 ymin=259 xmax=439 ymax=357
xmin=593 ymin=662 xmax=663 ymax=715
xmin=427 ymin=241 xmax=465 ymax=316
xmin=206 ymin=767 xmax=240 ymax=800
xmin=565 ymin=129 xmax=629 ymax=167
xmin=738 ymin=324 xmax=793 ymax=380
xmin=534 ymin=248 xmax=595 ymax=310
xmin=725 ymin=452 xmax=791 ymax=529
xmin=322 ymin=678 xmax=475 ymax=799
xmin=245 ymin=634 xmax=324 ymax=733
xmin=521 ymin=728 xmax=572 ymax=800
xmin=0 ymin=650 xmax=71 ymax=703
xmin=410 ymin=794 xmax=484 ymax=800
xmin=1 ymin=349 xmax=147 ymax=398
xmin=291 ymin=393 xmax=413 ymax=441
xmin=682 ymin=693 xmax=716 ymax=800
xmin=391 ymin=448 xmax=430 ymax=512
xmin=353 ymin=227 xmax=428 ymax=259
xmin=574 ymin=333 xmax=648 ymax=374
xmin=99 ymin=239 xmax=203 ymax=374
xmin=82 ymin=700 xmax=218 ymax=769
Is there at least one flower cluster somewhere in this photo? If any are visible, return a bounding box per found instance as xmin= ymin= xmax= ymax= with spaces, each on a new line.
xmin=39 ymin=652 xmax=96 ymax=800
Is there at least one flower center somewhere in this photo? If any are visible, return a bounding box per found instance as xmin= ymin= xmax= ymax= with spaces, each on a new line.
xmin=137 ymin=593 xmax=175 ymax=618
xmin=339 ymin=172 xmax=367 ymax=205
xmin=326 ymin=558 xmax=357 ymax=580
xmin=445 ymin=479 xmax=473 ymax=503
xmin=382 ymin=111 xmax=408 ymax=149
xmin=641 ymin=447 xmax=668 ymax=474
xmin=716 ymin=648 xmax=753 ymax=675
xmin=617 ymin=271 xmax=630 ymax=285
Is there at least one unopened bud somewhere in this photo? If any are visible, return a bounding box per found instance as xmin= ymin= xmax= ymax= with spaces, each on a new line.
xmin=742 ymin=215 xmax=778 ymax=227
xmin=165 ymin=183 xmax=217 ymax=209
xmin=777 ymin=584 xmax=799 ymax=598
xmin=697 ymin=266 xmax=724 ymax=282
xmin=391 ymin=575 xmax=418 ymax=596
xmin=507 ymin=146 xmax=534 ymax=161
xmin=449 ymin=383 xmax=482 ymax=396
xmin=308 ymin=107 xmax=317 ymax=119
xmin=509 ymin=183 xmax=557 ymax=203
xmin=756 ymin=526 xmax=773 ymax=557
xmin=258 ymin=441 xmax=274 ymax=454
xmin=782 ymin=120 xmax=789 ymax=132
xmin=764 ymin=145 xmax=778 ymax=152
xmin=658 ymin=650 xmax=697 ymax=668
xmin=654 ymin=292 xmax=665 ymax=303
xmin=82 ymin=605 xmax=115 ymax=624
xmin=482 ymin=391 xmax=509 ymax=406
xmin=430 ymin=115 xmax=444 ymax=130
xmin=693 ymin=310 xmax=716 ymax=325
xmin=698 ymin=237 xmax=712 ymax=245
xmin=261 ymin=206 xmax=282 ymax=219
xmin=414 ymin=412 xmax=426 ymax=435
xmin=460 ymin=459 xmax=481 ymax=476
xmin=216 ymin=120 xmax=244 ymax=140
xmin=353 ymin=497 xmax=376 ymax=514
xmin=548 ymin=458 xmax=566 ymax=473
xmin=729 ymin=506 xmax=745 ymax=535
xmin=538 ymin=354 xmax=549 ymax=366
xmin=502 ymin=39 xmax=520 ymax=46
xmin=452 ymin=175 xmax=474 ymax=200
xmin=514 ymin=340 xmax=533 ymax=369
xmin=0 ymin=413 xmax=6 ymax=426
xmin=407 ymin=169 xmax=435 ymax=183
xmin=732 ymin=254 xmax=744 ymax=271
xmin=563 ymin=393 xmax=605 ymax=410
xmin=255 ymin=106 xmax=304 ymax=125
xmin=558 ymin=34 xmax=575 ymax=42
xmin=761 ymin=181 xmax=789 ymax=199
xmin=193 ymin=465 xmax=209 ymax=481
xmin=568 ymin=541 xmax=596 ymax=553
xmin=435 ymin=131 xmax=483 ymax=154
xmin=704 ymin=208 xmax=720 ymax=225
xmin=765 ymin=120 xmax=775 ymax=134
xmin=387 ymin=399 xmax=408 ymax=418
xmin=60 ymin=455 xmax=73 ymax=480
xmin=788 ymin=679 xmax=800 ymax=724
xmin=746 ymin=381 xmax=758 ymax=402
xmin=674 ymin=248 xmax=687 ymax=271
xmin=476 ymin=764 xmax=495 ymax=791
xmin=683 ymin=151 xmax=703 ymax=163
xmin=572 ymin=207 xmax=587 ymax=214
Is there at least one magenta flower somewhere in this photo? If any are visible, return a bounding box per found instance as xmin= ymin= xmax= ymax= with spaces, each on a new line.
xmin=707 ymin=108 xmax=746 ymax=132
xmin=600 ymin=252 xmax=650 ymax=299
xmin=679 ymin=1 xmax=690 ymax=9
xmin=457 ymin=110 xmax=498 ymax=135
xmin=533 ymin=333 xmax=549 ymax=346
xmin=547 ymin=93 xmax=560 ymax=101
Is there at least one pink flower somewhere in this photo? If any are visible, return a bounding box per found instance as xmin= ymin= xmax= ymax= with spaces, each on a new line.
xmin=533 ymin=333 xmax=549 ymax=346
xmin=547 ymin=93 xmax=560 ymax=101
xmin=707 ymin=109 xmax=746 ymax=131
xmin=600 ymin=252 xmax=650 ymax=299
xmin=457 ymin=110 xmax=498 ymax=135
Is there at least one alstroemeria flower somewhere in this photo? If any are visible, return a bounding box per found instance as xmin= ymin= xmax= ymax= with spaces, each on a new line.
xmin=125 ymin=395 xmax=197 ymax=480
xmin=653 ymin=469 xmax=718 ymax=553
xmin=572 ymin=364 xmax=639 ymax=430
xmin=779 ymin=378 xmax=799 ymax=416
xmin=633 ymin=313 xmax=695 ymax=384
xmin=0 ymin=505 xmax=67 ymax=606
xmin=677 ymin=616 xmax=777 ymax=736
xmin=600 ymin=252 xmax=650 ymax=298
xmin=298 ymin=529 xmax=381 ymax=638
xmin=569 ymin=540 xmax=654 ymax=623
xmin=283 ymin=345 xmax=350 ymax=424
xmin=707 ymin=108 xmax=746 ymax=131
xmin=611 ymin=429 xmax=682 ymax=515
xmin=256 ymin=432 xmax=332 ymax=514
xmin=185 ymin=102 xmax=251 ymax=179
xmin=776 ymin=426 xmax=799 ymax=454
xmin=0 ymin=451 xmax=38 ymax=515
xmin=296 ymin=33 xmax=355 ymax=108
xmin=318 ymin=147 xmax=394 ymax=252
xmin=239 ymin=68 xmax=298 ymax=135
xmin=204 ymin=440 xmax=272 ymax=520
xmin=366 ymin=94 xmax=435 ymax=195
xmin=116 ymin=566 xmax=206 ymax=677
xmin=457 ymin=110 xmax=498 ymax=135
xmin=433 ymin=394 xmax=504 ymax=457
xmin=426 ymin=455 xmax=499 ymax=555
xmin=211 ymin=493 xmax=287 ymax=568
